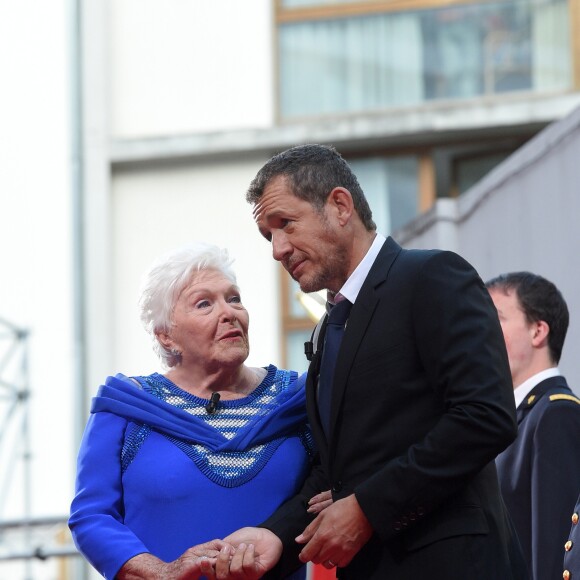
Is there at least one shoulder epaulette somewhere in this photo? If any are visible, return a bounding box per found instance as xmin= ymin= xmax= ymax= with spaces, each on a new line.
xmin=549 ymin=394 xmax=580 ymax=405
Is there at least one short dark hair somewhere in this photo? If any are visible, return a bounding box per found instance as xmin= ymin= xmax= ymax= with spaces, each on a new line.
xmin=246 ymin=144 xmax=376 ymax=231
xmin=486 ymin=271 xmax=569 ymax=364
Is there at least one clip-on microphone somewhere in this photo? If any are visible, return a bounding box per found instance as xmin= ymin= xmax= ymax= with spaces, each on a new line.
xmin=206 ymin=392 xmax=221 ymax=414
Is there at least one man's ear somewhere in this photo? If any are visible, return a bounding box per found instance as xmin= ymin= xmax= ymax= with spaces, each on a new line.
xmin=327 ymin=187 xmax=354 ymax=226
xmin=531 ymin=320 xmax=550 ymax=349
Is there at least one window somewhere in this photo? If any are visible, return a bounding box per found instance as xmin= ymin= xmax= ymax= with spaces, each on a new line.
xmin=277 ymin=0 xmax=572 ymax=119
xmin=454 ymin=151 xmax=513 ymax=194
xmin=349 ymin=156 xmax=419 ymax=233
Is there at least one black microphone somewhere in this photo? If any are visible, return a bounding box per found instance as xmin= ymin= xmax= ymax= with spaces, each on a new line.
xmin=304 ymin=341 xmax=314 ymax=361
xmin=206 ymin=392 xmax=220 ymax=414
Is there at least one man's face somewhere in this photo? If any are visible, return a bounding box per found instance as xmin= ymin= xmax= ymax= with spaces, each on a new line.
xmin=253 ymin=175 xmax=349 ymax=293
xmin=489 ymin=288 xmax=536 ymax=388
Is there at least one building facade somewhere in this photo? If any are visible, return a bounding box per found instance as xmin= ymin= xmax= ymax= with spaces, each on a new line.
xmin=93 ymin=0 xmax=580 ymax=381
xmin=1 ymin=0 xmax=579 ymax=578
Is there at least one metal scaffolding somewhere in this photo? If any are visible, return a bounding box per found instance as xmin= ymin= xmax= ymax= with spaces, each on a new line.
xmin=0 ymin=317 xmax=80 ymax=578
xmin=0 ymin=316 xmax=32 ymax=522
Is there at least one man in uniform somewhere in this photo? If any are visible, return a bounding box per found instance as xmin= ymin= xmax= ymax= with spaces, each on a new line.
xmin=487 ymin=271 xmax=580 ymax=580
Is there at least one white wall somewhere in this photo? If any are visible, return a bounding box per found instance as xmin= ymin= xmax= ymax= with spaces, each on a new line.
xmin=0 ymin=0 xmax=74 ymax=516
xmin=0 ymin=0 xmax=76 ymax=577
xmin=110 ymin=0 xmax=274 ymax=138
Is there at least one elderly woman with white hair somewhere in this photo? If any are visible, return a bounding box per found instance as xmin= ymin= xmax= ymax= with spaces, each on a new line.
xmin=69 ymin=243 xmax=326 ymax=580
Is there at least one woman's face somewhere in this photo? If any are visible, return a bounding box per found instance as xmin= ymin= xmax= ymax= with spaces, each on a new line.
xmin=163 ymin=269 xmax=250 ymax=371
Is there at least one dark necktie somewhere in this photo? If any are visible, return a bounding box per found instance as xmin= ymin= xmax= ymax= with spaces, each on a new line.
xmin=318 ymin=298 xmax=352 ymax=436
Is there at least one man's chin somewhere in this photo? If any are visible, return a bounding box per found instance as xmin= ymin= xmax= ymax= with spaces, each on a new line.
xmin=297 ymin=277 xmax=324 ymax=294
xmin=286 ymin=265 xmax=324 ymax=293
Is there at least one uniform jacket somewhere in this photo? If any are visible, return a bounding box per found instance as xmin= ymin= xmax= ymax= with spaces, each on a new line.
xmin=564 ymin=494 xmax=580 ymax=580
xmin=263 ymin=237 xmax=528 ymax=579
xmin=496 ymin=375 xmax=580 ymax=580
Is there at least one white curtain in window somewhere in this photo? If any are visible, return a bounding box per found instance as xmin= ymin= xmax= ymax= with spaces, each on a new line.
xmin=532 ymin=0 xmax=571 ymax=90
xmin=280 ymin=13 xmax=424 ymax=117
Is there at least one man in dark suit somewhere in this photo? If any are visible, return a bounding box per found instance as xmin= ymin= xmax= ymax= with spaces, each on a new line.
xmin=221 ymin=144 xmax=526 ymax=579
xmin=486 ymin=272 xmax=580 ymax=580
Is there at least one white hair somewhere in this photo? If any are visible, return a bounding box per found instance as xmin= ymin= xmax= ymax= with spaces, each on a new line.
xmin=139 ymin=242 xmax=237 ymax=367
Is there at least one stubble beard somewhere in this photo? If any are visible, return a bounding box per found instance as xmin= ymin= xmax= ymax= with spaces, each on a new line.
xmin=294 ymin=243 xmax=349 ymax=294
xmin=287 ymin=210 xmax=349 ymax=293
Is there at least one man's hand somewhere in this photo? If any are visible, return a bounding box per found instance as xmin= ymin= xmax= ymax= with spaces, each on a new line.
xmin=215 ymin=527 xmax=283 ymax=579
xmin=307 ymin=490 xmax=333 ymax=514
xmin=117 ymin=539 xmax=227 ymax=579
xmin=296 ymin=494 xmax=373 ymax=569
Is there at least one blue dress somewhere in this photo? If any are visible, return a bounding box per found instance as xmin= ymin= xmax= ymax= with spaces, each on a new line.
xmin=69 ymin=366 xmax=312 ymax=579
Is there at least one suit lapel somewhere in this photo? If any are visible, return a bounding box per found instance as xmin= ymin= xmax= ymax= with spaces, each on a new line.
xmin=327 ymin=237 xmax=402 ymax=446
xmin=306 ymin=354 xmax=329 ymax=461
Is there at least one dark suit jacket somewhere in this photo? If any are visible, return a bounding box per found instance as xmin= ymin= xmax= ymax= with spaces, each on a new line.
xmin=564 ymin=493 xmax=580 ymax=579
xmin=263 ymin=237 xmax=527 ymax=579
xmin=496 ymin=376 xmax=580 ymax=580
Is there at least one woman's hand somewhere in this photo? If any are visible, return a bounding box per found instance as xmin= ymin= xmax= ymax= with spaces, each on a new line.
xmin=307 ymin=490 xmax=333 ymax=514
xmin=215 ymin=527 xmax=283 ymax=579
xmin=117 ymin=539 xmax=227 ymax=579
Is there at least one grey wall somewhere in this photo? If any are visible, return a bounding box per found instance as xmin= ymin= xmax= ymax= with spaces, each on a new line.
xmin=396 ymin=105 xmax=580 ymax=391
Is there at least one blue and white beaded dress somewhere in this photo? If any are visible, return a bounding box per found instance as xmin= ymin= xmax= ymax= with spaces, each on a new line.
xmin=69 ymin=365 xmax=312 ymax=580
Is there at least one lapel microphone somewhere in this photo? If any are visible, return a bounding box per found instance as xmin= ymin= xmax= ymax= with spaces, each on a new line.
xmin=206 ymin=392 xmax=220 ymax=414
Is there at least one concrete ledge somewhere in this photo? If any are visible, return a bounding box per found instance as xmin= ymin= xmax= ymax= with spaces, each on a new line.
xmin=110 ymin=92 xmax=580 ymax=165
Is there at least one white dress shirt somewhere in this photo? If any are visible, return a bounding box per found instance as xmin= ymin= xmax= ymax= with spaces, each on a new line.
xmin=513 ymin=367 xmax=562 ymax=408
xmin=334 ymin=233 xmax=386 ymax=305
